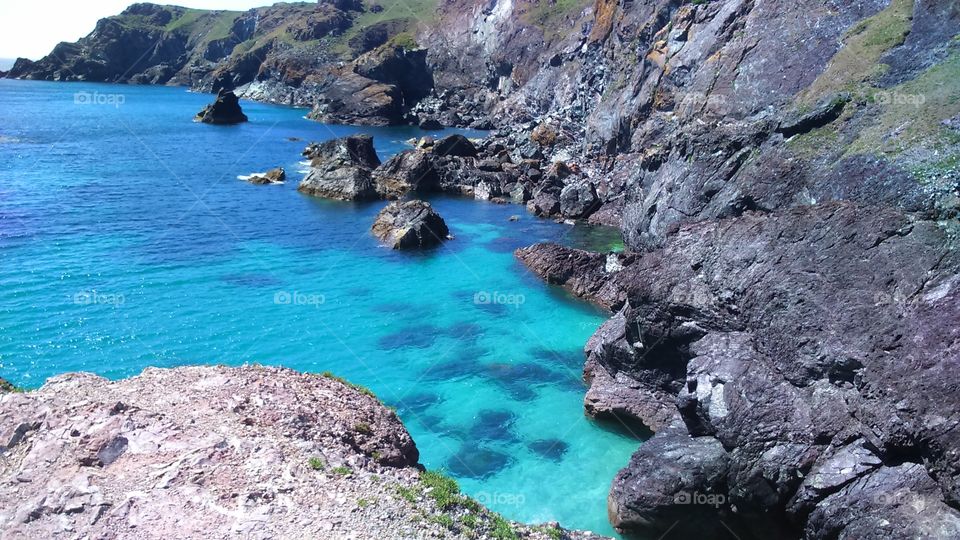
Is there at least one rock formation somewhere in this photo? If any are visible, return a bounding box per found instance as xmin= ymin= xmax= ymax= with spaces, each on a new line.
xmin=194 ymin=88 xmax=247 ymax=125
xmin=6 ymin=0 xmax=960 ymax=538
xmin=245 ymin=167 xmax=286 ymax=185
xmin=518 ymin=201 xmax=960 ymax=539
xmin=299 ymin=135 xmax=381 ymax=201
xmin=371 ymin=200 xmax=450 ymax=249
xmin=0 ymin=365 xmax=594 ymax=539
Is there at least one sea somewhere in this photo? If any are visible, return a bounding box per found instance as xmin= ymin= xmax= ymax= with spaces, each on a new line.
xmin=0 ymin=79 xmax=642 ymax=535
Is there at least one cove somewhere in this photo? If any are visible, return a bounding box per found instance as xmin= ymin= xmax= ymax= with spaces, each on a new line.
xmin=0 ymin=80 xmax=640 ymax=535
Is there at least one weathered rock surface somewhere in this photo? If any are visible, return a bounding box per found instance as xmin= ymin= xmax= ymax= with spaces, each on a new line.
xmin=299 ymin=135 xmax=381 ymax=201
xmin=245 ymin=167 xmax=286 ymax=185
xmin=519 ymin=202 xmax=960 ymax=539
xmin=372 ymin=200 xmax=450 ymax=249
xmin=194 ymin=88 xmax=247 ymax=125
xmin=0 ymin=365 xmax=599 ymax=539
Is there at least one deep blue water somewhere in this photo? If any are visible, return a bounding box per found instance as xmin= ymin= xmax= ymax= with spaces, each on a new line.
xmin=0 ymin=80 xmax=637 ymax=534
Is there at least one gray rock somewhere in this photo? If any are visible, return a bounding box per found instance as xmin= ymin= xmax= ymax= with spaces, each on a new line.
xmin=246 ymin=167 xmax=286 ymax=185
xmin=371 ymin=200 xmax=450 ymax=249
xmin=560 ymin=180 xmax=600 ymax=218
xmin=194 ymin=89 xmax=248 ymax=125
xmin=299 ymin=135 xmax=381 ymax=201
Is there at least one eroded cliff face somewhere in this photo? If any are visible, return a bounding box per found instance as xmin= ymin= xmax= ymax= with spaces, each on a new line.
xmin=6 ymin=1 xmax=960 ymax=538
xmin=497 ymin=0 xmax=960 ymax=538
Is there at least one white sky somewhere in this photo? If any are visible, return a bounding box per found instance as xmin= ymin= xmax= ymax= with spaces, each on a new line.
xmin=0 ymin=1 xmax=283 ymax=60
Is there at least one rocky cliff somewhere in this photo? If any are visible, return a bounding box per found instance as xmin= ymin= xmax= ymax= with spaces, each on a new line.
xmin=0 ymin=365 xmax=599 ymax=539
xmin=6 ymin=1 xmax=440 ymax=125
xmin=6 ymin=0 xmax=960 ymax=538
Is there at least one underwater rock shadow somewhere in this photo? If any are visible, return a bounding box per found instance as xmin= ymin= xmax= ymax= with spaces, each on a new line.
xmin=376 ymin=324 xmax=444 ymax=350
xmin=446 ymin=446 xmax=516 ymax=480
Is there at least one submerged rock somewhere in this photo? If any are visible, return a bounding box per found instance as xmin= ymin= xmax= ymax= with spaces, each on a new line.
xmin=245 ymin=167 xmax=286 ymax=185
xmin=194 ymin=89 xmax=248 ymax=125
xmin=299 ymin=135 xmax=381 ymax=201
xmin=371 ymin=200 xmax=450 ymax=249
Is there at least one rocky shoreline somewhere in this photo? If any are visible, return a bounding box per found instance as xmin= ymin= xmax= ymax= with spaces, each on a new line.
xmin=4 ymin=0 xmax=960 ymax=538
xmin=0 ymin=365 xmax=604 ymax=540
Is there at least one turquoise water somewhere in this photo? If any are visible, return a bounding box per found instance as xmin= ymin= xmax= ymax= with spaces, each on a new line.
xmin=0 ymin=80 xmax=639 ymax=534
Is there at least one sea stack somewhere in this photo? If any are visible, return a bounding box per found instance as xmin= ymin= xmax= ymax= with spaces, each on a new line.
xmin=371 ymin=200 xmax=449 ymax=249
xmin=298 ymin=135 xmax=381 ymax=201
xmin=195 ymin=89 xmax=248 ymax=125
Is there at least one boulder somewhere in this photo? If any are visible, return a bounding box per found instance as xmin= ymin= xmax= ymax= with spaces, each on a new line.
xmin=299 ymin=135 xmax=381 ymax=201
xmin=418 ymin=117 xmax=443 ymax=130
xmin=526 ymin=192 xmax=560 ymax=217
xmin=246 ymin=167 xmax=286 ymax=185
xmin=372 ymin=150 xmax=439 ymax=198
xmin=433 ymin=134 xmax=478 ymax=157
xmin=560 ymin=180 xmax=600 ymax=218
xmin=371 ymin=200 xmax=449 ymax=249
xmin=194 ymin=89 xmax=248 ymax=125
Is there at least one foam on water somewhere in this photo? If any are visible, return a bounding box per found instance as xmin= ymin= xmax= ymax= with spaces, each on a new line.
xmin=0 ymin=80 xmax=640 ymax=535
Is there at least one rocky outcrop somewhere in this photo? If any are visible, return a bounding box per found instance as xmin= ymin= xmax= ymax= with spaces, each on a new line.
xmin=194 ymin=89 xmax=248 ymax=125
xmin=0 ymin=366 xmax=596 ymax=539
xmin=519 ymin=201 xmax=960 ymax=539
xmin=306 ymin=45 xmax=434 ymax=126
xmin=299 ymin=135 xmax=381 ymax=201
xmin=371 ymin=200 xmax=450 ymax=249
xmin=245 ymin=167 xmax=286 ymax=185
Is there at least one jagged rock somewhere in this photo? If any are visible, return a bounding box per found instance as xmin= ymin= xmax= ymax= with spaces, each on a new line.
xmin=194 ymin=89 xmax=248 ymax=125
xmin=527 ymin=192 xmax=560 ymax=217
xmin=373 ymin=150 xmax=440 ymax=198
xmin=371 ymin=200 xmax=449 ymax=249
xmin=433 ymin=134 xmax=477 ymax=157
xmin=419 ymin=117 xmax=443 ymax=130
xmin=307 ymin=46 xmax=434 ymax=126
xmin=245 ymin=167 xmax=286 ymax=185
xmin=560 ymin=180 xmax=600 ymax=218
xmin=531 ymin=123 xmax=559 ymax=146
xmin=776 ymin=94 xmax=850 ymax=138
xmin=524 ymin=202 xmax=960 ymax=539
xmin=299 ymin=135 xmax=381 ymax=200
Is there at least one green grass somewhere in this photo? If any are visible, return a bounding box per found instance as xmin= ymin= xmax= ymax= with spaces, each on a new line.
xmin=536 ymin=524 xmax=564 ymax=540
xmin=430 ymin=514 xmax=455 ymax=529
xmin=420 ymin=470 xmax=460 ymax=510
xmin=0 ymin=379 xmax=23 ymax=393
xmin=164 ymin=8 xmax=206 ymax=33
xmin=460 ymin=514 xmax=478 ymax=529
xmin=800 ymin=0 xmax=914 ymax=104
xmin=320 ymin=371 xmax=378 ymax=399
xmin=523 ymin=0 xmax=590 ymax=28
xmin=354 ymin=422 xmax=372 ymax=435
xmin=357 ymin=497 xmax=374 ymax=508
xmin=395 ymin=485 xmax=419 ymax=503
xmin=847 ymin=52 xmax=960 ymax=156
xmin=332 ymin=466 xmax=352 ymax=475
xmin=308 ymin=457 xmax=326 ymax=471
xmin=491 ymin=514 xmax=518 ymax=540
xmin=331 ymin=0 xmax=439 ymax=57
